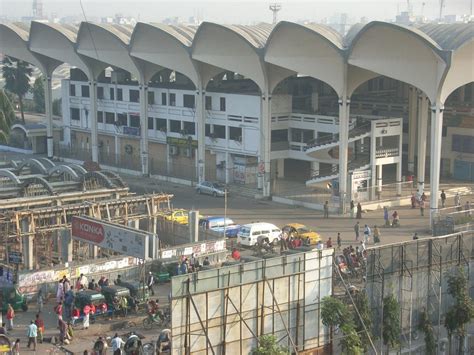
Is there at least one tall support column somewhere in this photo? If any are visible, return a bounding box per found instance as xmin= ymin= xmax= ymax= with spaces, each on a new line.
xmin=429 ymin=102 xmax=444 ymax=227
xmin=260 ymin=90 xmax=272 ymax=197
xmin=89 ymin=79 xmax=99 ymax=162
xmin=225 ymin=152 xmax=230 ymax=184
xmin=407 ymin=86 xmax=418 ymax=173
xmin=139 ymin=81 xmax=149 ymax=175
xmin=44 ymin=75 xmax=54 ymax=158
xmin=60 ymin=228 xmax=73 ymax=263
xmin=21 ymin=218 xmax=34 ymax=270
xmin=196 ymin=84 xmax=206 ymax=183
xmin=338 ymin=96 xmax=350 ymax=213
xmin=417 ymin=93 xmax=429 ymax=194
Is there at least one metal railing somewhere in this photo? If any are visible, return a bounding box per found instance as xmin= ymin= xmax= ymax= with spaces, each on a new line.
xmin=305 ymin=121 xmax=371 ymax=151
xmin=375 ymin=148 xmax=399 ymax=159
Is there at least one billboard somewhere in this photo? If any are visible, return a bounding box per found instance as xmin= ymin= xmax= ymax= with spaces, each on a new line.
xmin=71 ymin=216 xmax=151 ymax=259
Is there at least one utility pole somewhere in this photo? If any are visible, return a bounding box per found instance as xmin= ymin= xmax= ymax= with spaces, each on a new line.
xmin=439 ymin=0 xmax=446 ymax=22
xmin=269 ymin=3 xmax=282 ymax=24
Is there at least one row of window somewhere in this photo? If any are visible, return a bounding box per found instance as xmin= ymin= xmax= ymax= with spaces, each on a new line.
xmin=71 ymin=108 xmax=241 ymax=141
xmin=452 ymin=134 xmax=474 ymax=154
xmin=70 ymin=84 xmax=226 ymax=111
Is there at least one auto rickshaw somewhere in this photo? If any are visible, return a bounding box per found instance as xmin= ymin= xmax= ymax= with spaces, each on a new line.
xmin=101 ymin=285 xmax=130 ymax=306
xmin=74 ymin=290 xmax=105 ymax=311
xmin=120 ymin=281 xmax=149 ymax=300
xmin=1 ymin=286 xmax=28 ymax=312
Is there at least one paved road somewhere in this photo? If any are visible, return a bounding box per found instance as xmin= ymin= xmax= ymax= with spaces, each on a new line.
xmin=123 ymin=175 xmax=440 ymax=247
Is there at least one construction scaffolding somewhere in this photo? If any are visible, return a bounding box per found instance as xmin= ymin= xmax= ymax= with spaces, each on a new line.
xmin=171 ymin=249 xmax=333 ymax=354
xmin=365 ymin=231 xmax=474 ymax=353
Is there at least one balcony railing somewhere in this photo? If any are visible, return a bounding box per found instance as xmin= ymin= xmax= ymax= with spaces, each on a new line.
xmin=375 ymin=148 xmax=399 ymax=159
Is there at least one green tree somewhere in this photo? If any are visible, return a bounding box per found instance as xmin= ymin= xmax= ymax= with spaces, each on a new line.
xmin=382 ymin=295 xmax=400 ymax=354
xmin=31 ymin=75 xmax=45 ymax=113
xmin=418 ymin=309 xmax=436 ymax=355
xmin=251 ymin=335 xmax=288 ymax=355
xmin=2 ymin=56 xmax=33 ymax=124
xmin=321 ymin=296 xmax=363 ymax=355
xmin=444 ymin=268 xmax=474 ymax=355
xmin=0 ymin=89 xmax=16 ymax=143
xmin=353 ymin=291 xmax=373 ymax=352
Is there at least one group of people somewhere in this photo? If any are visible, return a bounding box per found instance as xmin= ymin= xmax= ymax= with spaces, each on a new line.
xmin=336 ymin=245 xmax=368 ymax=276
xmin=353 ymin=222 xmax=381 ymax=245
xmin=175 ymin=254 xmax=210 ymax=275
xmin=349 ymin=200 xmax=364 ymax=219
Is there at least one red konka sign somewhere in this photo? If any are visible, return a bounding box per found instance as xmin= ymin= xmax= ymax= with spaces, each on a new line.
xmin=71 ymin=216 xmax=105 ymax=244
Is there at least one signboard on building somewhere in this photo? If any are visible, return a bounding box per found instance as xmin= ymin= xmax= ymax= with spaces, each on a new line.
xmin=123 ymin=126 xmax=140 ymax=136
xmin=159 ymin=239 xmax=226 ymax=260
xmin=71 ymin=216 xmax=151 ymax=259
xmin=8 ymin=251 xmax=23 ymax=264
xmin=166 ymin=136 xmax=198 ymax=148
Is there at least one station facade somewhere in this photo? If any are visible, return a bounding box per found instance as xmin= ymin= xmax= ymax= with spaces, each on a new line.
xmin=1 ymin=20 xmax=473 ymax=220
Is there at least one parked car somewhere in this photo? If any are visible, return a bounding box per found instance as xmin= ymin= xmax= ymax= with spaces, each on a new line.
xmin=199 ymin=216 xmax=241 ymax=238
xmin=237 ymin=222 xmax=281 ymax=246
xmin=196 ymin=181 xmax=228 ymax=197
xmin=158 ymin=209 xmax=189 ymax=224
xmin=282 ymin=223 xmax=321 ymax=244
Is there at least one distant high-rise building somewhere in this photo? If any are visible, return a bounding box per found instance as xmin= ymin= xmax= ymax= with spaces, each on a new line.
xmin=32 ymin=0 xmax=43 ymax=19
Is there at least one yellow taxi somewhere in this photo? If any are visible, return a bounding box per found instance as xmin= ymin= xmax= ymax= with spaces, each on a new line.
xmin=159 ymin=209 xmax=189 ymax=224
xmin=282 ymin=223 xmax=321 ymax=244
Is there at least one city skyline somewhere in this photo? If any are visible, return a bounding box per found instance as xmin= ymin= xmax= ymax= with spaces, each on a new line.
xmin=1 ymin=0 xmax=472 ymax=24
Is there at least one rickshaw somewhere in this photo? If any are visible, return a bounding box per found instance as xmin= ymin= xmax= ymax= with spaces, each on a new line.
xmin=1 ymin=286 xmax=28 ymax=312
xmin=120 ymin=281 xmax=149 ymax=300
xmin=74 ymin=290 xmax=105 ymax=310
xmin=101 ymin=285 xmax=131 ymax=305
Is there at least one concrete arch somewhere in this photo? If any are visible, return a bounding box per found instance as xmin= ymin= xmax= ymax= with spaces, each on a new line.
xmin=36 ymin=158 xmax=56 ymax=169
xmin=76 ymin=22 xmax=140 ymax=78
xmin=17 ymin=158 xmax=48 ymax=175
xmin=68 ymin=163 xmax=88 ymax=175
xmin=0 ymin=169 xmax=22 ymax=185
xmin=192 ymin=22 xmax=269 ymax=91
xmin=81 ymin=171 xmax=116 ymax=189
xmin=0 ymin=23 xmax=44 ymax=70
xmin=10 ymin=124 xmax=29 ymax=136
xmin=101 ymin=170 xmax=127 ymax=188
xmin=348 ymin=21 xmax=448 ymax=102
xmin=439 ymin=39 xmax=474 ymax=103
xmin=265 ymin=21 xmax=345 ymax=96
xmin=21 ymin=176 xmax=55 ymax=196
xmin=29 ymin=21 xmax=90 ymax=76
xmin=47 ymin=165 xmax=80 ymax=181
xmin=130 ymin=23 xmax=199 ymax=87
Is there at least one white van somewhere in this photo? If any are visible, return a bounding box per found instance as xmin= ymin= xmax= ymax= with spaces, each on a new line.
xmin=237 ymin=222 xmax=281 ymax=246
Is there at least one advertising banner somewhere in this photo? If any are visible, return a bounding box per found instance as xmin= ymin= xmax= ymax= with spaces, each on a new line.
xmin=71 ymin=216 xmax=151 ymax=259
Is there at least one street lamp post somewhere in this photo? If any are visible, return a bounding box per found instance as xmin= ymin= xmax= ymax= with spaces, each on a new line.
xmin=224 ymin=188 xmax=228 ymax=238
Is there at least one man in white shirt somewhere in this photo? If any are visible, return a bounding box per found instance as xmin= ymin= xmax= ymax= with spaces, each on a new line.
xmin=111 ymin=333 xmax=125 ymax=354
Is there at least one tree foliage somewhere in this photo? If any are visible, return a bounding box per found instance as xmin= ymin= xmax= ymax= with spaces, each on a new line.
xmin=444 ymin=268 xmax=474 ymax=354
xmin=0 ymin=89 xmax=16 ymax=143
xmin=382 ymin=295 xmax=400 ymax=350
xmin=321 ymin=296 xmax=351 ymax=328
xmin=251 ymin=335 xmax=288 ymax=355
xmin=418 ymin=309 xmax=436 ymax=355
xmin=353 ymin=291 xmax=373 ymax=351
xmin=2 ymin=56 xmax=32 ymax=124
xmin=340 ymin=324 xmax=363 ymax=355
xmin=31 ymin=75 xmax=45 ymax=113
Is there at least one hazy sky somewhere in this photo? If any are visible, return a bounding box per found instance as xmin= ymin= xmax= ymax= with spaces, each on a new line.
xmin=1 ymin=0 xmax=472 ymax=23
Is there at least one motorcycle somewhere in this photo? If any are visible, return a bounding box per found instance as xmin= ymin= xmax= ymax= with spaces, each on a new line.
xmin=142 ymin=308 xmax=171 ymax=329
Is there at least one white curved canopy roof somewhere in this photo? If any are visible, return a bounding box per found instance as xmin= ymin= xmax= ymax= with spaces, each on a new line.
xmin=0 ymin=20 xmax=471 ymax=102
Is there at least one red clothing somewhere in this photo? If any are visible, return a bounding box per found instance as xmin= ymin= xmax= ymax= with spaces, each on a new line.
xmin=326 ymin=240 xmax=333 ymax=248
xmin=231 ymin=249 xmax=241 ymax=260
xmin=83 ymin=305 xmax=91 ymax=315
xmin=294 ymin=239 xmax=302 ymax=247
xmin=90 ymin=304 xmax=96 ymax=314
xmin=6 ymin=308 xmax=14 ymax=320
xmin=35 ymin=318 xmax=45 ymax=332
xmin=72 ymin=309 xmax=80 ymax=318
xmin=55 ymin=304 xmax=63 ymax=315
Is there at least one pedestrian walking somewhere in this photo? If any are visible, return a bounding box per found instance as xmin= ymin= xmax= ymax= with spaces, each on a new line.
xmin=382 ymin=206 xmax=388 ymax=227
xmin=363 ymin=224 xmax=371 ymax=244
xmin=440 ymin=190 xmax=446 ymax=208
xmin=37 ymin=288 xmax=44 ymax=313
xmin=111 ymin=333 xmax=125 ymax=355
xmin=147 ymin=272 xmax=155 ymax=296
xmin=323 ymin=201 xmax=329 ymax=218
xmin=356 ymin=203 xmax=362 ymax=219
xmin=420 ymin=199 xmax=425 ymax=216
xmin=56 ymin=280 xmax=64 ymax=303
xmin=336 ymin=233 xmax=342 ymax=249
xmin=411 ymin=194 xmax=416 ymax=209
xmin=6 ymin=304 xmax=14 ymax=330
xmin=12 ymin=339 xmax=20 ymax=355
xmin=354 ymin=222 xmax=360 ymax=241
xmin=350 ymin=200 xmax=355 ymax=219
xmin=373 ymin=225 xmax=381 ymax=244
xmin=55 ymin=301 xmax=63 ymax=320
xmin=326 ymin=237 xmax=333 ymax=248
xmin=63 ymin=278 xmax=71 ymax=294
xmin=35 ymin=313 xmax=45 ymax=344
xmin=454 ymin=192 xmax=461 ymax=211
xmin=83 ymin=304 xmax=91 ymax=330
xmin=26 ymin=320 xmax=37 ymax=351
xmin=465 ymin=201 xmax=471 ymax=217
xmin=119 ymin=296 xmax=128 ymax=317
xmin=280 ymin=232 xmax=288 ymax=252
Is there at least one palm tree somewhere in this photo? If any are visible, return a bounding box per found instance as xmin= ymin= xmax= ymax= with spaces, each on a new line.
xmin=2 ymin=56 xmax=33 ymax=124
xmin=0 ymin=89 xmax=16 ymax=143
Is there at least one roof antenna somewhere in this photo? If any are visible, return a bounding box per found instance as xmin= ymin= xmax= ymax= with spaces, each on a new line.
xmin=269 ymin=3 xmax=282 ymax=24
